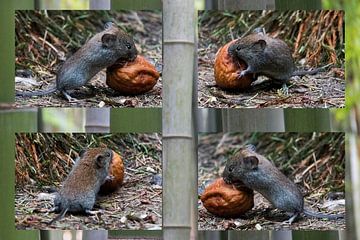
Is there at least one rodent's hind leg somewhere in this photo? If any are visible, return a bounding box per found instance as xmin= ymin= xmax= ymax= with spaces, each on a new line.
xmin=49 ymin=206 xmax=61 ymax=213
xmin=279 ymin=83 xmax=289 ymax=96
xmin=282 ymin=212 xmax=300 ymax=225
xmin=61 ymin=90 xmax=78 ymax=102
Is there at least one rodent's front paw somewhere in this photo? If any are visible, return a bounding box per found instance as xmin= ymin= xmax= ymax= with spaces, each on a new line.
xmin=239 ymin=70 xmax=247 ymax=78
xmin=105 ymin=175 xmax=115 ymax=181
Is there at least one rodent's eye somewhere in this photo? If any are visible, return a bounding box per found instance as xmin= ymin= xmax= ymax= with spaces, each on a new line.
xmin=236 ymin=46 xmax=241 ymax=51
xmin=228 ymin=164 xmax=235 ymax=172
xmin=125 ymin=42 xmax=132 ymax=49
xmin=104 ymin=152 xmax=111 ymax=157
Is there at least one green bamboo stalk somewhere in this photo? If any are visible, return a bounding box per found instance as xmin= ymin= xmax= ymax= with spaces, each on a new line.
xmin=111 ymin=0 xmax=161 ymax=10
xmin=0 ymin=110 xmax=38 ymax=240
xmin=1 ymin=0 xmax=34 ymax=102
xmin=284 ymin=109 xmax=332 ymax=132
xmin=110 ymin=108 xmax=161 ymax=133
xmin=275 ymin=0 xmax=321 ymax=10
xmin=293 ymin=230 xmax=339 ymax=240
xmin=163 ymin=0 xmax=196 ymax=239
xmin=218 ymin=0 xmax=275 ymax=10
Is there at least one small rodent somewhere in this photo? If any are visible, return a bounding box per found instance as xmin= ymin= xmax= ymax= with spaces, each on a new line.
xmin=228 ymin=29 xmax=324 ymax=82
xmin=48 ymin=148 xmax=113 ymax=225
xmin=222 ymin=145 xmax=344 ymax=224
xmin=16 ymin=22 xmax=137 ymax=101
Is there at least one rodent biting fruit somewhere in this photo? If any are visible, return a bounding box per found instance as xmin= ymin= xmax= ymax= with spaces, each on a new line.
xmin=214 ymin=40 xmax=254 ymax=90
xmin=16 ymin=22 xmax=137 ymax=101
xmin=223 ymin=145 xmax=344 ymax=224
xmin=106 ymin=55 xmax=159 ymax=95
xmin=48 ymin=148 xmax=113 ymax=225
xmin=200 ymin=178 xmax=254 ymax=218
xmin=228 ymin=29 xmax=323 ymax=83
xmin=99 ymin=151 xmax=124 ymax=194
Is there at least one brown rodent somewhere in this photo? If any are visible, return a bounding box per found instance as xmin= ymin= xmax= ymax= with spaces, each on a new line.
xmin=48 ymin=148 xmax=113 ymax=225
xmin=16 ymin=22 xmax=137 ymax=101
xmin=228 ymin=29 xmax=323 ymax=82
xmin=222 ymin=145 xmax=344 ymax=224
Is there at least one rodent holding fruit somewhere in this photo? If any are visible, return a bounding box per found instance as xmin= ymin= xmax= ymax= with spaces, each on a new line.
xmin=222 ymin=145 xmax=344 ymax=224
xmin=16 ymin=22 xmax=137 ymax=101
xmin=48 ymin=148 xmax=113 ymax=225
xmin=228 ymin=28 xmax=326 ymax=82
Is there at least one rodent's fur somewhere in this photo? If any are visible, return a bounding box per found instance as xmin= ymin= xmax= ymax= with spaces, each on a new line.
xmin=228 ymin=29 xmax=325 ymax=83
xmin=48 ymin=148 xmax=113 ymax=225
xmin=222 ymin=145 xmax=344 ymax=224
xmin=16 ymin=22 xmax=137 ymax=101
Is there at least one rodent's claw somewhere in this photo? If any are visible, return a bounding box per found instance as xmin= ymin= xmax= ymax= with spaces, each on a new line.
xmin=281 ymin=213 xmax=299 ymax=225
xmin=239 ymin=70 xmax=247 ymax=78
xmin=105 ymin=175 xmax=115 ymax=182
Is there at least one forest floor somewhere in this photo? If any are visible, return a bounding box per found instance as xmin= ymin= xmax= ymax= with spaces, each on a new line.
xmin=198 ymin=17 xmax=345 ymax=108
xmin=15 ymin=133 xmax=162 ymax=230
xmin=197 ymin=133 xmax=346 ymax=231
xmin=15 ymin=11 xmax=162 ymax=108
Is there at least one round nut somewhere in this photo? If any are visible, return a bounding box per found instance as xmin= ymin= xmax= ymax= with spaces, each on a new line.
xmin=200 ymin=178 xmax=254 ymax=218
xmin=106 ymin=55 xmax=159 ymax=95
xmin=214 ymin=40 xmax=254 ymax=90
xmin=99 ymin=151 xmax=124 ymax=194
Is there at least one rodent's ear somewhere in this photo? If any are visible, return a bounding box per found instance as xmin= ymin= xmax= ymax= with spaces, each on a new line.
xmin=243 ymin=156 xmax=259 ymax=170
xmin=95 ymin=155 xmax=106 ymax=168
xmin=104 ymin=22 xmax=115 ymax=29
xmin=101 ymin=33 xmax=117 ymax=48
xmin=253 ymin=39 xmax=266 ymax=50
xmin=245 ymin=144 xmax=256 ymax=152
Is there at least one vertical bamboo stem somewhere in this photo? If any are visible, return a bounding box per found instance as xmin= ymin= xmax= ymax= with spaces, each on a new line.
xmin=222 ymin=109 xmax=285 ymax=132
xmin=349 ymin=109 xmax=360 ymax=240
xmin=163 ymin=0 xmax=196 ymax=239
xmin=218 ymin=0 xmax=275 ymax=10
xmin=84 ymin=108 xmax=110 ymax=133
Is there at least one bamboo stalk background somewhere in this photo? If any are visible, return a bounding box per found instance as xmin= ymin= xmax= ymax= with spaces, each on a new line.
xmin=163 ymin=0 xmax=196 ymax=239
xmin=85 ymin=108 xmax=110 ymax=133
xmin=0 ymin=110 xmax=38 ymax=240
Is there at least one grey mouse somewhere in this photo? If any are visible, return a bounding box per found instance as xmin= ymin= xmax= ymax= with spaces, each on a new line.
xmin=16 ymin=22 xmax=137 ymax=101
xmin=228 ymin=28 xmax=327 ymax=83
xmin=222 ymin=145 xmax=344 ymax=224
xmin=48 ymin=148 xmax=113 ymax=225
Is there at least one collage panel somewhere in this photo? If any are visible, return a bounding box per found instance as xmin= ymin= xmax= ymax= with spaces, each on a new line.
xmin=15 ymin=10 xmax=162 ymax=108
xmin=198 ymin=10 xmax=345 ymax=108
xmin=198 ymin=133 xmax=345 ymax=230
xmin=15 ymin=133 xmax=162 ymax=230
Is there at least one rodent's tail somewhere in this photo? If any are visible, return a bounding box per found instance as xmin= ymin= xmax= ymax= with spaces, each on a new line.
xmin=292 ymin=63 xmax=334 ymax=77
xmin=48 ymin=207 xmax=68 ymax=225
xmin=16 ymin=86 xmax=57 ymax=97
xmin=303 ymin=208 xmax=344 ymax=220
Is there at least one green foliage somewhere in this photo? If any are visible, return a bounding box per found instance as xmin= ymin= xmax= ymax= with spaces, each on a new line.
xmin=334 ymin=0 xmax=359 ymax=126
xmin=40 ymin=0 xmax=88 ymax=9
xmin=322 ymin=0 xmax=344 ymax=9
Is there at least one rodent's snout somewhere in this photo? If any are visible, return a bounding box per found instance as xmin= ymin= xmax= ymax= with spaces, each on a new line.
xmin=222 ymin=168 xmax=232 ymax=184
xmin=227 ymin=43 xmax=236 ymax=56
